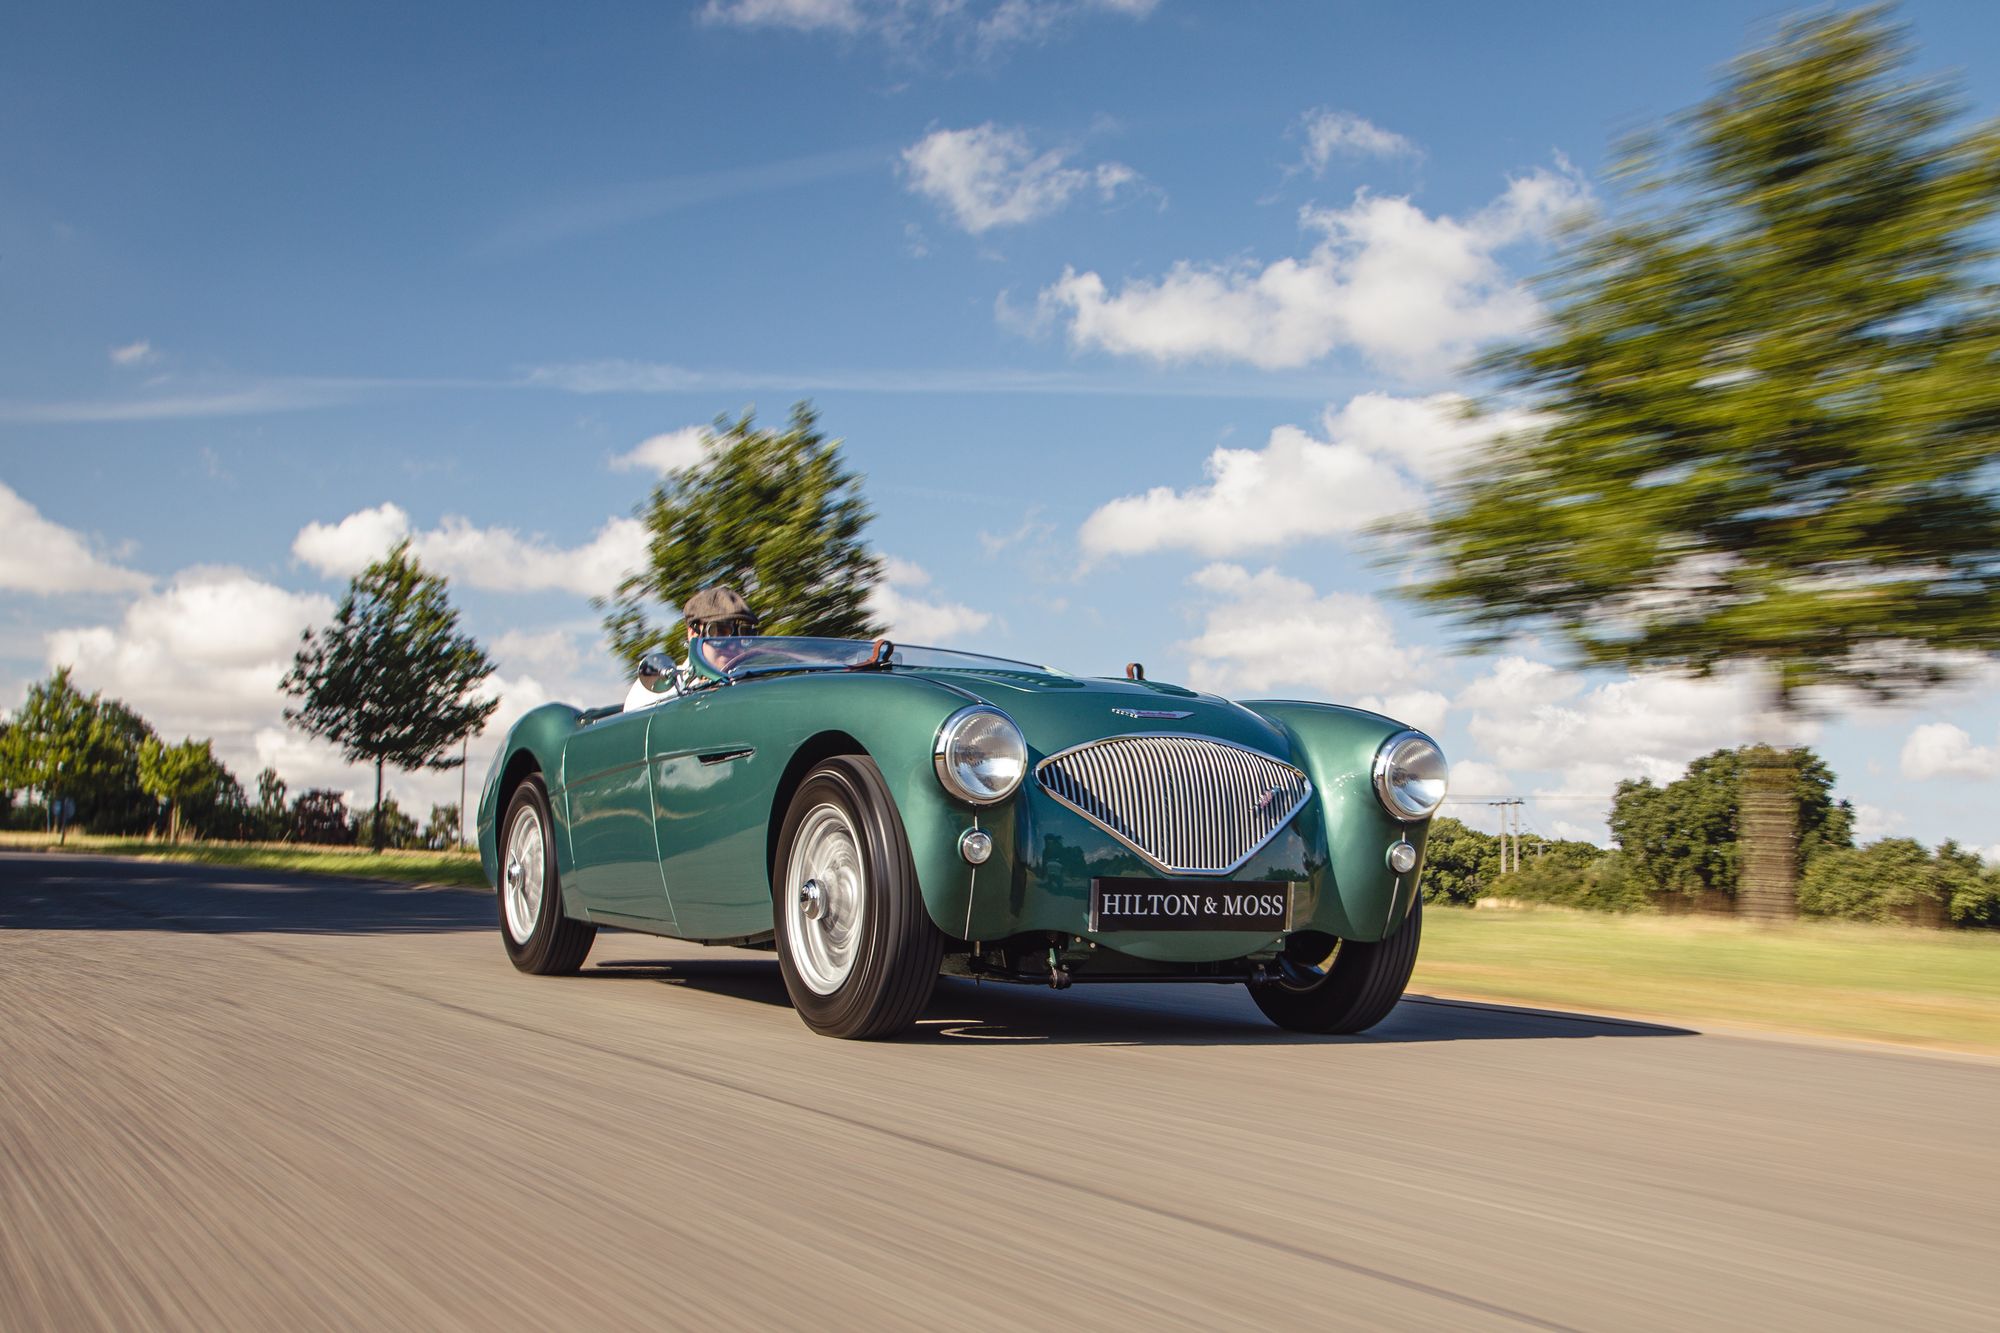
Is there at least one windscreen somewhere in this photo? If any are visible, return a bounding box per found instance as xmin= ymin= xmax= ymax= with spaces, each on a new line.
xmin=688 ymin=636 xmax=1063 ymax=680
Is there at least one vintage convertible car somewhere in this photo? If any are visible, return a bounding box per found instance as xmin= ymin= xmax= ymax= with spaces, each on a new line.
xmin=476 ymin=636 xmax=1447 ymax=1039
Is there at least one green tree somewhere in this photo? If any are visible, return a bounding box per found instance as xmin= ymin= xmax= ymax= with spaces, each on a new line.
xmin=291 ymin=788 xmax=354 ymax=845
xmin=281 ymin=542 xmax=498 ymax=852
xmin=1799 ymin=837 xmax=1946 ymax=925
xmin=1399 ymin=10 xmax=2000 ymax=919
xmin=354 ymin=795 xmax=419 ymax=851
xmin=422 ymin=801 xmax=462 ymax=851
xmin=1610 ymin=745 xmax=1853 ymax=906
xmin=254 ymin=766 xmax=289 ymax=841
xmin=601 ymin=403 xmax=884 ymax=669
xmin=137 ymin=736 xmax=226 ymax=842
xmin=1419 ymin=817 xmax=1502 ymax=905
xmin=0 ymin=668 xmax=156 ymax=838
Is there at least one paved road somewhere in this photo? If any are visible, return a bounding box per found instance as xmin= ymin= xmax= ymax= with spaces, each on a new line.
xmin=3 ymin=853 xmax=1996 ymax=1331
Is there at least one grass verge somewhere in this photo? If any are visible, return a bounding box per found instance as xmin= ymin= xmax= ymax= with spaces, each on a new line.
xmin=1416 ymin=901 xmax=2000 ymax=1055
xmin=0 ymin=831 xmax=486 ymax=889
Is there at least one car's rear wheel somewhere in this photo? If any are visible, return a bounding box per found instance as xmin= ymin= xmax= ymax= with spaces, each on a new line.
xmin=499 ymin=775 xmax=596 ymax=975
xmin=1250 ymin=898 xmax=1422 ymax=1034
xmin=773 ymin=756 xmax=942 ymax=1039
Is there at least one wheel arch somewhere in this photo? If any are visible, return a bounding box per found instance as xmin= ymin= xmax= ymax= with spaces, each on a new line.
xmin=766 ymin=729 xmax=870 ymax=886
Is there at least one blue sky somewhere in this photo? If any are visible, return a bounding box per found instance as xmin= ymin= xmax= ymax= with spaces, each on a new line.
xmin=4 ymin=0 xmax=1998 ymax=854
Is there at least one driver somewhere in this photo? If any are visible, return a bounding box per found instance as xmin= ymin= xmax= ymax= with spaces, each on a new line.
xmin=622 ymin=585 xmax=759 ymax=712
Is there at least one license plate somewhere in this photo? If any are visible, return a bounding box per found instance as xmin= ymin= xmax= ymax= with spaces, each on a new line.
xmin=1089 ymin=878 xmax=1291 ymax=932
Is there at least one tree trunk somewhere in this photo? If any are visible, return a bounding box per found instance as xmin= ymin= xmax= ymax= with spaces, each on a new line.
xmin=371 ymin=758 xmax=385 ymax=854
xmin=168 ymin=800 xmax=181 ymax=844
xmin=1737 ymin=670 xmax=1801 ymax=926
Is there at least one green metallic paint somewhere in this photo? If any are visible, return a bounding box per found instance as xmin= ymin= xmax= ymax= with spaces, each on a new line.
xmin=473 ymin=663 xmax=1438 ymax=966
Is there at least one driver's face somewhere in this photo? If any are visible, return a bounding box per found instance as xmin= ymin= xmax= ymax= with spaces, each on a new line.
xmin=694 ymin=624 xmax=753 ymax=670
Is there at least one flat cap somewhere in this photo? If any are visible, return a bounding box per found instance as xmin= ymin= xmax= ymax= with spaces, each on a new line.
xmin=683 ymin=585 xmax=757 ymax=627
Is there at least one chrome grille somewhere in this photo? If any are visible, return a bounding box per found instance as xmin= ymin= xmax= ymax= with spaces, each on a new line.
xmin=1034 ymin=735 xmax=1312 ymax=876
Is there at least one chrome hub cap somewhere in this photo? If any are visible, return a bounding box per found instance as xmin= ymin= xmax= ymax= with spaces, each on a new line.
xmin=799 ymin=879 xmax=827 ymax=921
xmin=784 ymin=804 xmax=865 ymax=995
xmin=503 ymin=804 xmax=546 ymax=945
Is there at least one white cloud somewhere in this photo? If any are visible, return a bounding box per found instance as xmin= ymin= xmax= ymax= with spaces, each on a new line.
xmin=701 ymin=0 xmax=864 ymax=32
xmin=1451 ymin=655 xmax=1806 ymax=839
xmin=701 ymin=0 xmax=1157 ymax=51
xmin=109 ymin=339 xmax=156 ymax=366
xmin=1078 ymin=392 xmax=1518 ymax=560
xmin=44 ymin=565 xmax=616 ymax=819
xmin=610 ymin=426 xmax=711 ymax=476
xmin=1294 ymin=110 xmax=1419 ymax=174
xmin=1899 ymin=722 xmax=2000 ymax=781
xmin=292 ymin=505 xmax=649 ymax=598
xmin=1981 ymin=844 xmax=2000 ymax=868
xmin=0 ymin=481 xmax=153 ymax=596
xmin=491 ymin=627 xmax=587 ymax=679
xmin=291 ymin=503 xmax=412 ymax=577
xmin=902 ymin=123 xmax=1139 ymax=234
xmin=1853 ymin=803 xmax=1907 ymax=842
xmin=867 ymin=556 xmax=993 ymax=645
xmin=1038 ymin=163 xmax=1589 ymax=377
xmin=1177 ymin=564 xmax=1428 ymax=703
xmin=48 ymin=568 xmax=333 ymax=765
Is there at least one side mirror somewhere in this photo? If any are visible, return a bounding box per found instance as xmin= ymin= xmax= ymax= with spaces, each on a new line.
xmin=637 ymin=651 xmax=677 ymax=693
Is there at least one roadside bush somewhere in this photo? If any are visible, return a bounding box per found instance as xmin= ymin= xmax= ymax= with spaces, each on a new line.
xmin=291 ymin=789 xmax=355 ymax=845
xmin=1792 ymin=839 xmax=1996 ymax=927
xmin=1495 ymin=850 xmax=1651 ymax=913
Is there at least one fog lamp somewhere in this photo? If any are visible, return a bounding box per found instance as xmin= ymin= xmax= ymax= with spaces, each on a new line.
xmin=1387 ymin=841 xmax=1419 ymax=874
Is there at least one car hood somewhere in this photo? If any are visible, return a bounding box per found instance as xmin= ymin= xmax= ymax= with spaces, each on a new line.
xmin=901 ymin=669 xmax=1298 ymax=763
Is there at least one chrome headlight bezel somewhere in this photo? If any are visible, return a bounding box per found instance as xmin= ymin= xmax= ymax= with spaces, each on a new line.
xmin=932 ymin=705 xmax=1028 ymax=806
xmin=1372 ymin=730 xmax=1448 ymax=822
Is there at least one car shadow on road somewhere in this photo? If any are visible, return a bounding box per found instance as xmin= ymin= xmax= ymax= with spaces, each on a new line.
xmin=587 ymin=957 xmax=1697 ymax=1046
xmin=0 ymin=853 xmax=491 ymax=935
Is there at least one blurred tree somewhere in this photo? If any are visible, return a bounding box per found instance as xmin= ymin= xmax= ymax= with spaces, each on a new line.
xmin=255 ymin=767 xmax=289 ymax=841
xmin=1942 ymin=844 xmax=2000 ymax=929
xmin=0 ymin=668 xmax=156 ymax=837
xmin=1419 ymin=817 xmax=1502 ymax=905
xmin=354 ymin=796 xmax=419 ymax=851
xmin=291 ymin=789 xmax=354 ymax=845
xmin=83 ymin=701 xmax=158 ymax=834
xmin=422 ymin=801 xmax=462 ymax=851
xmin=183 ymin=766 xmax=251 ymax=842
xmin=1611 ymin=745 xmax=1853 ymax=906
xmin=1400 ymin=9 xmax=2000 ymax=919
xmin=1798 ymin=837 xmax=1954 ymax=925
xmin=601 ymin=403 xmax=884 ymax=670
xmin=282 ymin=543 xmax=497 ymax=852
xmin=138 ymin=736 xmax=226 ymax=842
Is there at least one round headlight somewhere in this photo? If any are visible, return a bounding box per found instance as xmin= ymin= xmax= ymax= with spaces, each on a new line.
xmin=933 ymin=706 xmax=1027 ymax=805
xmin=1373 ymin=731 xmax=1448 ymax=821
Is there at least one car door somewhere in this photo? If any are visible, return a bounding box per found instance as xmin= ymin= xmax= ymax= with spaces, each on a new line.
xmin=647 ymin=685 xmax=780 ymax=941
xmin=559 ymin=707 xmax=674 ymax=930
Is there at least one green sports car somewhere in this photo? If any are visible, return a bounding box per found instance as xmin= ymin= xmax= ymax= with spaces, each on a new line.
xmin=475 ymin=636 xmax=1447 ymax=1039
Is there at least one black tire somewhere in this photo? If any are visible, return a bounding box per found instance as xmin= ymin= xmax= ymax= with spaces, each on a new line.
xmin=498 ymin=775 xmax=596 ymax=976
xmin=1251 ymin=898 xmax=1423 ymax=1034
xmin=772 ymin=756 xmax=943 ymax=1039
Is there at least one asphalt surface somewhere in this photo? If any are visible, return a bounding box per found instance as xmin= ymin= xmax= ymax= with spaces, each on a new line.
xmin=3 ymin=853 xmax=1997 ymax=1331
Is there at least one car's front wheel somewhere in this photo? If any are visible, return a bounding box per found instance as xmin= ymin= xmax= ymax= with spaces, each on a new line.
xmin=1250 ymin=899 xmax=1422 ymax=1034
xmin=499 ymin=774 xmax=596 ymax=975
xmin=773 ymin=756 xmax=943 ymax=1039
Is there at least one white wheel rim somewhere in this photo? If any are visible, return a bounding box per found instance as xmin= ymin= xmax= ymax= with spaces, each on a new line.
xmin=784 ymin=802 xmax=866 ymax=996
xmin=502 ymin=803 xmax=546 ymax=944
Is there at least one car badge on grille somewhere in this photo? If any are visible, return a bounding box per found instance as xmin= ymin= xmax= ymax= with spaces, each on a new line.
xmin=1110 ymin=707 xmax=1193 ymax=720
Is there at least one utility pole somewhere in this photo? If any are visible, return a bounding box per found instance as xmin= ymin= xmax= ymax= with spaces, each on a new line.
xmin=1487 ymin=798 xmax=1525 ymax=872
